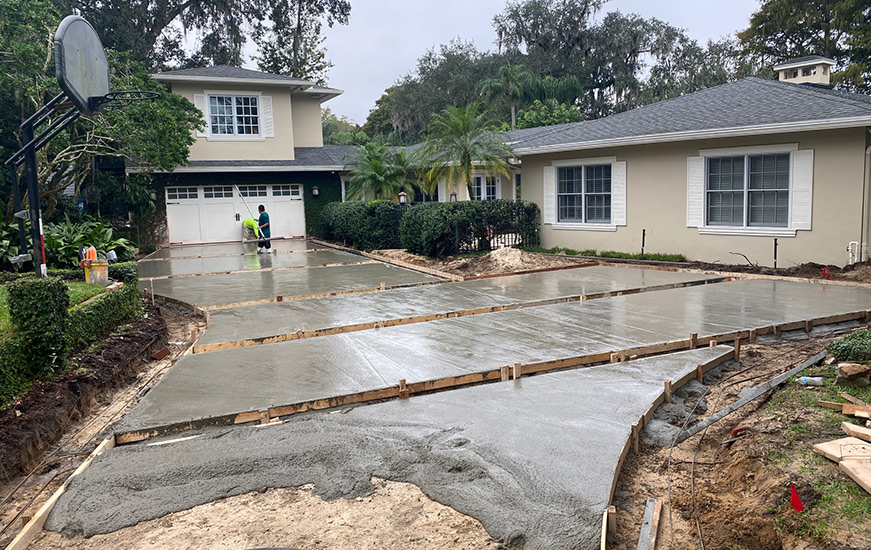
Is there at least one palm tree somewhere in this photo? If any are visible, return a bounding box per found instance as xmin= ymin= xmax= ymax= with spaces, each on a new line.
xmin=477 ymin=63 xmax=538 ymax=129
xmin=417 ymin=102 xmax=514 ymax=199
xmin=345 ymin=142 xmax=417 ymax=201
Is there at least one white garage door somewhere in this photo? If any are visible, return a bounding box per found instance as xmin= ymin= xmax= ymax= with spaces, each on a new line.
xmin=165 ymin=184 xmax=306 ymax=244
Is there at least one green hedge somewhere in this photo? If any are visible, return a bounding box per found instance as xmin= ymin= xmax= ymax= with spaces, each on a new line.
xmin=6 ymin=277 xmax=69 ymax=376
xmin=400 ymin=200 xmax=540 ymax=258
xmin=320 ymin=200 xmax=402 ymax=251
xmin=0 ymin=263 xmax=140 ymax=407
xmin=827 ymin=330 xmax=871 ymax=362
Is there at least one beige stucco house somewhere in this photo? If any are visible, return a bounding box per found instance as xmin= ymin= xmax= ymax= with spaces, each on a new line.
xmin=508 ymin=57 xmax=871 ymax=267
xmin=148 ymin=66 xmax=355 ymax=244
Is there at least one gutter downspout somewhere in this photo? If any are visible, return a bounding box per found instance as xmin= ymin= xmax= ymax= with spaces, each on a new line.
xmin=863 ymin=128 xmax=871 ymax=261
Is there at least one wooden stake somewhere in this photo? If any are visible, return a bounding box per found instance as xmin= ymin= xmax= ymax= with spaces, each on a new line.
xmin=774 ymin=325 xmax=782 ymax=337
xmin=500 ymin=365 xmax=510 ymax=381
xmin=749 ymin=328 xmax=757 ymax=343
xmin=689 ymin=333 xmax=698 ymax=349
xmin=733 ymin=338 xmax=741 ymax=361
xmin=512 ymin=362 xmax=521 ymax=380
xmin=399 ymin=378 xmax=409 ymax=399
xmin=380 ymin=281 xmax=386 ymax=290
xmin=664 ymin=380 xmax=672 ymax=403
xmin=607 ymin=505 xmax=617 ymax=537
xmin=631 ymin=421 xmax=640 ymax=453
xmin=709 ymin=340 xmax=717 ymax=347
xmin=258 ymin=409 xmax=270 ymax=425
xmin=805 ymin=319 xmax=814 ymax=333
xmin=696 ymin=364 xmax=704 ymax=382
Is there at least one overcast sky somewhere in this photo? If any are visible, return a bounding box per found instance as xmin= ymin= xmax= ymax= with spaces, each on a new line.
xmin=316 ymin=0 xmax=762 ymax=124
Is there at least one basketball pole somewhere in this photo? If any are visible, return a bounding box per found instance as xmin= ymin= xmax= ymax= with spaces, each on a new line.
xmin=21 ymin=122 xmax=47 ymax=277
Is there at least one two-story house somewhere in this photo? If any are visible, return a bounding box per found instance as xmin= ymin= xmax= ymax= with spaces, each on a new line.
xmin=148 ymin=66 xmax=355 ymax=244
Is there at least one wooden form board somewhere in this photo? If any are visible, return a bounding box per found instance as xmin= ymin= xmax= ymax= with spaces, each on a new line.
xmin=840 ymin=460 xmax=871 ymax=494
xmin=116 ymin=309 xmax=871 ymax=445
xmin=139 ymin=247 xmax=333 ymax=262
xmin=842 ymin=421 xmax=871 ymax=443
xmin=812 ymin=437 xmax=871 ymax=462
xmin=192 ymin=277 xmax=727 ymax=354
xmin=4 ymin=437 xmax=115 ymax=550
xmin=636 ymin=498 xmax=662 ymax=550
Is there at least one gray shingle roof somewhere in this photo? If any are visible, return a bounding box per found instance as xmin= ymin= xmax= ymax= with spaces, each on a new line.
xmin=509 ymin=78 xmax=871 ymax=154
xmin=773 ymin=55 xmax=836 ymax=69
xmin=153 ymin=65 xmax=313 ymax=86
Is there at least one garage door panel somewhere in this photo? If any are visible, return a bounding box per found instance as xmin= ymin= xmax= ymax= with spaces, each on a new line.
xmin=167 ymin=203 xmax=202 ymax=243
xmin=201 ymin=202 xmax=240 ymax=242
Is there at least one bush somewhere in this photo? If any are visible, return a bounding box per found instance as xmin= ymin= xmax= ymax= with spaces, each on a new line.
xmin=321 ymin=200 xmax=401 ymax=251
xmin=827 ymin=330 xmax=871 ymax=362
xmin=6 ymin=277 xmax=69 ymax=376
xmin=0 ymin=334 xmax=29 ymax=405
xmin=43 ymin=218 xmax=136 ymax=268
xmin=109 ymin=261 xmax=140 ymax=285
xmin=400 ymin=200 xmax=540 ymax=258
xmin=66 ymin=283 xmax=140 ymax=351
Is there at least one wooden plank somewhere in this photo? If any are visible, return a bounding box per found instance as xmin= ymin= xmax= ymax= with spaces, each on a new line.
xmin=636 ymin=498 xmax=662 ymax=550
xmin=813 ymin=437 xmax=871 ymax=462
xmin=139 ymin=260 xmax=378 ymax=281
xmin=840 ymin=459 xmax=871 ymax=494
xmin=601 ymin=508 xmax=609 ymax=550
xmin=818 ymin=400 xmax=847 ymax=410
xmin=5 ymin=436 xmax=115 ymax=550
xmin=843 ymin=404 xmax=871 ymax=418
xmin=841 ymin=393 xmax=869 ymax=406
xmin=842 ymin=421 xmax=871 ymax=443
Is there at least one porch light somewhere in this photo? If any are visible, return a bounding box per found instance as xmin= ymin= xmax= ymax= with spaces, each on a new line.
xmin=312 ymin=186 xmax=319 ymax=197
xmin=398 ymin=191 xmax=408 ymax=205
xmin=449 ymin=191 xmax=458 ymax=202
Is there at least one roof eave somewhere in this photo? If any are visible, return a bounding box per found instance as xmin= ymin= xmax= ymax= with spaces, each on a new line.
xmin=774 ymin=59 xmax=837 ymax=71
xmin=129 ymin=164 xmax=347 ymax=174
xmin=151 ymin=74 xmax=314 ymax=90
xmin=513 ymin=116 xmax=871 ymax=157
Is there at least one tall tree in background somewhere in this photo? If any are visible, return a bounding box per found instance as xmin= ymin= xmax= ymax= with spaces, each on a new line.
xmin=477 ymin=64 xmax=539 ymax=129
xmin=254 ymin=0 xmax=351 ymax=84
xmin=417 ymin=103 xmax=513 ymax=199
xmin=345 ymin=142 xmax=417 ymax=201
xmin=738 ymin=0 xmax=870 ymax=91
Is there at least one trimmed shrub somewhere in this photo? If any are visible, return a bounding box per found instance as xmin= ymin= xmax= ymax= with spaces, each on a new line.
xmin=109 ymin=261 xmax=140 ymax=285
xmin=827 ymin=330 xmax=871 ymax=362
xmin=0 ymin=335 xmax=28 ymax=405
xmin=66 ymin=283 xmax=140 ymax=351
xmin=321 ymin=200 xmax=401 ymax=251
xmin=400 ymin=200 xmax=540 ymax=258
xmin=6 ymin=277 xmax=70 ymax=375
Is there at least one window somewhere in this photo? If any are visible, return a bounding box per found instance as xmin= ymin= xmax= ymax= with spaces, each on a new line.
xmin=203 ymin=186 xmax=233 ymax=199
xmin=472 ymin=175 xmax=498 ymax=200
xmin=167 ymin=187 xmax=198 ymax=200
xmin=557 ymin=164 xmax=612 ymax=223
xmin=802 ymin=67 xmax=816 ymax=77
xmin=273 ymin=184 xmax=302 ymax=198
xmin=706 ymin=154 xmax=789 ymax=227
xmin=208 ymin=95 xmax=260 ymax=136
xmin=238 ymin=185 xmax=267 ymax=197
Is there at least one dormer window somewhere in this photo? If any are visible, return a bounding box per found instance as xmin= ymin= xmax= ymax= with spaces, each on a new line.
xmin=208 ymin=94 xmax=260 ymax=135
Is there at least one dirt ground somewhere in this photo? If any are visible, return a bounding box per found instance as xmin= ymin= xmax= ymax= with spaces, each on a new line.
xmin=4 ymin=248 xmax=871 ymax=549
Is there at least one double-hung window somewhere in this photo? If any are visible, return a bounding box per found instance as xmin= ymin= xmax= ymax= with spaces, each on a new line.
xmin=706 ymin=154 xmax=789 ymax=227
xmin=208 ymin=95 xmax=260 ymax=136
xmin=557 ymin=164 xmax=612 ymax=223
xmin=472 ymin=175 xmax=498 ymax=200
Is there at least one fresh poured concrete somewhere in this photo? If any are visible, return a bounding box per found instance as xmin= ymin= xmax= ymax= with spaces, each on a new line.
xmin=141 ymin=240 xmax=321 ymax=260
xmin=48 ymin=347 xmax=733 ymax=549
xmin=197 ymin=266 xmax=721 ymax=346
xmin=145 ymin=262 xmax=443 ymax=307
xmin=138 ymin=248 xmax=369 ymax=279
xmin=118 ymin=279 xmax=871 ymax=432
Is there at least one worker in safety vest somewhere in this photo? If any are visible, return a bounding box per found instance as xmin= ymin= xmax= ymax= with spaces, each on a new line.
xmin=242 ymin=218 xmax=260 ymax=241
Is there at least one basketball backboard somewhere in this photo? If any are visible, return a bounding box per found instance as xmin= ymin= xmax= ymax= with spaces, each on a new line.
xmin=54 ymin=15 xmax=110 ymax=115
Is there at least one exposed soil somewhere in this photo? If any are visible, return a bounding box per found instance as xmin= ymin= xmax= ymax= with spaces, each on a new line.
xmin=374 ymin=247 xmax=592 ymax=278
xmin=688 ymin=260 xmax=871 ymax=284
xmin=612 ymin=337 xmax=871 ymax=550
xmin=30 ymin=478 xmax=503 ymax=550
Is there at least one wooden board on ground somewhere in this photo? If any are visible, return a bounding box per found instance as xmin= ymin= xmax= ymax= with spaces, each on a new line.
xmin=636 ymin=497 xmax=662 ymax=550
xmin=842 ymin=422 xmax=871 ymax=443
xmin=839 ymin=460 xmax=871 ymax=494
xmin=843 ymin=404 xmax=871 ymax=419
xmin=813 ymin=437 xmax=871 ymax=462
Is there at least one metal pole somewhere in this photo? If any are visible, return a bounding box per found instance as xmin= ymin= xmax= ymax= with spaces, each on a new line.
xmin=641 ymin=229 xmax=646 ymax=260
xmin=7 ymin=165 xmax=28 ymax=255
xmin=22 ymin=121 xmax=46 ymax=277
xmin=773 ymin=238 xmax=778 ymax=270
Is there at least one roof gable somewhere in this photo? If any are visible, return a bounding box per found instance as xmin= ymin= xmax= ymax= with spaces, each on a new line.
xmin=152 ymin=65 xmax=314 ymax=88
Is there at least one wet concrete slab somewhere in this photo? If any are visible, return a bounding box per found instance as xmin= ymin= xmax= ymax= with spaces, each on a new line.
xmin=118 ymin=279 xmax=871 ymax=432
xmin=49 ymin=347 xmax=733 ymax=549
xmin=141 ymin=240 xmax=319 ymax=260
xmin=145 ymin=262 xmax=443 ymax=307
xmin=139 ymin=249 xmax=368 ymax=279
xmin=198 ymin=266 xmax=721 ymax=347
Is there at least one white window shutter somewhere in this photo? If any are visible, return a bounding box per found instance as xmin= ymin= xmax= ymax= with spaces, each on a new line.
xmin=261 ymin=96 xmax=274 ymax=137
xmin=686 ymin=156 xmax=705 ymax=227
xmin=791 ymin=149 xmax=814 ymax=230
xmin=611 ymin=161 xmax=627 ymax=226
xmin=193 ymin=94 xmax=207 ymax=137
xmin=543 ymin=165 xmax=556 ymax=224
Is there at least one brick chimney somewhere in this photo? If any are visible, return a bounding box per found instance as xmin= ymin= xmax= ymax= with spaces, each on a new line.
xmin=773 ymin=56 xmax=836 ymax=85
